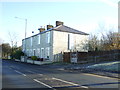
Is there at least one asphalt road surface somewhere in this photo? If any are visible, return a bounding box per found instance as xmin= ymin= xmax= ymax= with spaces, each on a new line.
xmin=2 ymin=60 xmax=120 ymax=90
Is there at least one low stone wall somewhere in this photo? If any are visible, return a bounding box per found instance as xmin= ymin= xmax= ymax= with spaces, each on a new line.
xmin=27 ymin=59 xmax=34 ymax=64
xmin=20 ymin=56 xmax=52 ymax=65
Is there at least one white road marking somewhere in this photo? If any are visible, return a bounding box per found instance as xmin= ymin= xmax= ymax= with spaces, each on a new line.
xmin=14 ymin=70 xmax=27 ymax=76
xmin=33 ymin=79 xmax=55 ymax=89
xmin=52 ymin=77 xmax=88 ymax=88
xmin=83 ymin=73 xmax=119 ymax=80
xmin=38 ymin=74 xmax=43 ymax=76
xmin=27 ymin=71 xmax=43 ymax=76
xmin=79 ymin=85 xmax=89 ymax=88
xmin=27 ymin=70 xmax=36 ymax=74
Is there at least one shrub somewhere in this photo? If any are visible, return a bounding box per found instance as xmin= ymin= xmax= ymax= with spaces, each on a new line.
xmin=27 ymin=56 xmax=31 ymax=59
xmin=37 ymin=58 xmax=43 ymax=61
xmin=11 ymin=50 xmax=24 ymax=59
xmin=31 ymin=56 xmax=37 ymax=60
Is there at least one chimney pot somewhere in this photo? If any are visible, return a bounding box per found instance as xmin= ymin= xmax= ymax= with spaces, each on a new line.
xmin=38 ymin=27 xmax=45 ymax=32
xmin=47 ymin=25 xmax=53 ymax=30
xmin=56 ymin=21 xmax=64 ymax=27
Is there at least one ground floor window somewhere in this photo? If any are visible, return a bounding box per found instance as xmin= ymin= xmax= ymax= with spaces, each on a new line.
xmin=37 ymin=48 xmax=40 ymax=57
xmin=46 ymin=47 xmax=50 ymax=59
xmin=33 ymin=49 xmax=35 ymax=56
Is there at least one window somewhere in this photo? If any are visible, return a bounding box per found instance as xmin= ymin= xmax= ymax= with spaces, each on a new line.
xmin=38 ymin=34 xmax=40 ymax=44
xmin=68 ymin=34 xmax=74 ymax=50
xmin=22 ymin=49 xmax=25 ymax=52
xmin=30 ymin=49 xmax=32 ymax=56
xmin=46 ymin=32 xmax=50 ymax=43
xmin=70 ymin=34 xmax=74 ymax=49
xmin=33 ymin=49 xmax=35 ymax=56
xmin=41 ymin=48 xmax=44 ymax=58
xmin=46 ymin=47 xmax=50 ymax=58
xmin=68 ymin=34 xmax=70 ymax=50
xmin=22 ymin=40 xmax=25 ymax=50
xmin=37 ymin=48 xmax=40 ymax=57
xmin=27 ymin=49 xmax=29 ymax=56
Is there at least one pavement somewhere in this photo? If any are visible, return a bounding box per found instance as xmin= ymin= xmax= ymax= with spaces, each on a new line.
xmin=13 ymin=59 xmax=120 ymax=79
xmin=2 ymin=60 xmax=120 ymax=90
xmin=44 ymin=62 xmax=119 ymax=79
xmin=15 ymin=59 xmax=119 ymax=76
xmin=14 ymin=59 xmax=120 ymax=79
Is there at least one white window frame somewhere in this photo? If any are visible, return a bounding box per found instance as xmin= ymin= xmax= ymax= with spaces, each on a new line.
xmin=70 ymin=34 xmax=74 ymax=50
xmin=41 ymin=48 xmax=44 ymax=58
xmin=68 ymin=34 xmax=74 ymax=50
xmin=22 ymin=49 xmax=25 ymax=52
xmin=38 ymin=34 xmax=40 ymax=44
xmin=27 ymin=49 xmax=29 ymax=56
xmin=33 ymin=49 xmax=36 ymax=56
xmin=37 ymin=48 xmax=40 ymax=57
xmin=30 ymin=49 xmax=32 ymax=56
xmin=46 ymin=47 xmax=50 ymax=58
xmin=22 ymin=40 xmax=25 ymax=49
xmin=68 ymin=34 xmax=70 ymax=50
xmin=46 ymin=32 xmax=50 ymax=43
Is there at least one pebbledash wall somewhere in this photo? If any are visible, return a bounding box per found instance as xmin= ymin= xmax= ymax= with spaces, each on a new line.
xmin=22 ymin=21 xmax=89 ymax=62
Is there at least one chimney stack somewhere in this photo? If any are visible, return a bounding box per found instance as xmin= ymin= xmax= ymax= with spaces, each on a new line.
xmin=47 ymin=25 xmax=53 ymax=30
xmin=56 ymin=21 xmax=64 ymax=27
xmin=38 ymin=27 xmax=45 ymax=32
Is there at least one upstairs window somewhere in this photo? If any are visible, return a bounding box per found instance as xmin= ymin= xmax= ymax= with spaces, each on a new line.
xmin=68 ymin=34 xmax=74 ymax=50
xmin=46 ymin=47 xmax=50 ymax=58
xmin=68 ymin=34 xmax=70 ymax=50
xmin=46 ymin=32 xmax=50 ymax=43
xmin=38 ymin=34 xmax=40 ymax=44
xmin=22 ymin=40 xmax=25 ymax=49
xmin=31 ymin=37 xmax=32 ymax=46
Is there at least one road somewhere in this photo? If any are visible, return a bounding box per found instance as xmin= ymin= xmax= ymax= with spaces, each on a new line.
xmin=2 ymin=60 xmax=120 ymax=90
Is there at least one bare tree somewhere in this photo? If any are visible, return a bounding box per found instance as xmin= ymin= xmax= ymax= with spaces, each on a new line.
xmin=101 ymin=31 xmax=120 ymax=50
xmin=8 ymin=31 xmax=18 ymax=47
xmin=87 ymin=34 xmax=100 ymax=51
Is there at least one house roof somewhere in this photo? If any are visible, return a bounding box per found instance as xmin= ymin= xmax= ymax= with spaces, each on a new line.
xmin=23 ymin=24 xmax=89 ymax=40
xmin=53 ymin=25 xmax=89 ymax=35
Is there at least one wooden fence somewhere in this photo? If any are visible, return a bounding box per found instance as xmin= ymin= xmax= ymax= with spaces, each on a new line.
xmin=63 ymin=50 xmax=120 ymax=63
xmin=63 ymin=52 xmax=70 ymax=63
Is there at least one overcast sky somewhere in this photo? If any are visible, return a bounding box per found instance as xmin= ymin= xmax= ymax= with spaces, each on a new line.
xmin=0 ymin=0 xmax=119 ymax=46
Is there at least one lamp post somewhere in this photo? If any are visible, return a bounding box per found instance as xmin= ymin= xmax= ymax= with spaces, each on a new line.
xmin=15 ymin=17 xmax=27 ymax=62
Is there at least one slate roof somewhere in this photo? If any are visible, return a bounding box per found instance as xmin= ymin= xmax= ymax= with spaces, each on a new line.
xmin=23 ymin=24 xmax=89 ymax=40
xmin=53 ymin=25 xmax=89 ymax=35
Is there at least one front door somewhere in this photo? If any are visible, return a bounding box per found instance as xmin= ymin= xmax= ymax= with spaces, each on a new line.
xmin=41 ymin=48 xmax=44 ymax=58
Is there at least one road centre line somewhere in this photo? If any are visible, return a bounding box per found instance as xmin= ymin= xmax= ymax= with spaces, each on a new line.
xmin=83 ymin=73 xmax=119 ymax=80
xmin=14 ymin=70 xmax=27 ymax=76
xmin=52 ymin=77 xmax=88 ymax=88
xmin=27 ymin=70 xmax=36 ymax=74
xmin=33 ymin=79 xmax=55 ymax=89
xmin=38 ymin=74 xmax=43 ymax=76
xmin=27 ymin=70 xmax=43 ymax=76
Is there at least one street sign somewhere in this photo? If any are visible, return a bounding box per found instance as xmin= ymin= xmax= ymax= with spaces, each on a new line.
xmin=71 ymin=52 xmax=77 ymax=63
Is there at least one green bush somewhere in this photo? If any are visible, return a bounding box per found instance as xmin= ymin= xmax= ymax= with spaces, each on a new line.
xmin=31 ymin=56 xmax=37 ymax=60
xmin=11 ymin=50 xmax=24 ymax=59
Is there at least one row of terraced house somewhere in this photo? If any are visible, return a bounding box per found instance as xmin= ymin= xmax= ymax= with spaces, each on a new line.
xmin=22 ymin=21 xmax=89 ymax=62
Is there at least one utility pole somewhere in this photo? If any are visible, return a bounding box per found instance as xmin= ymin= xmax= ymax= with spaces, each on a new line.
xmin=15 ymin=17 xmax=27 ymax=62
